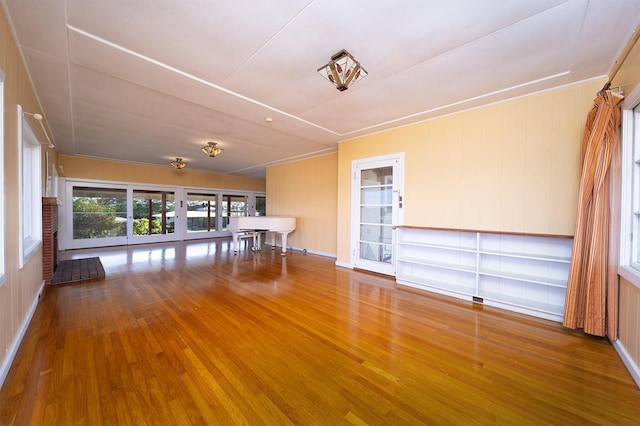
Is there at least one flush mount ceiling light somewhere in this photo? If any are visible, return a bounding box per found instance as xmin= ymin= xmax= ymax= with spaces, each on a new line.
xmin=317 ymin=49 xmax=367 ymax=91
xmin=202 ymin=141 xmax=223 ymax=157
xmin=170 ymin=157 xmax=187 ymax=169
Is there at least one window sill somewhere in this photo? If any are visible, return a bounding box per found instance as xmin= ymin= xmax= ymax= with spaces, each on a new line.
xmin=21 ymin=239 xmax=42 ymax=269
xmin=618 ymin=265 xmax=640 ymax=291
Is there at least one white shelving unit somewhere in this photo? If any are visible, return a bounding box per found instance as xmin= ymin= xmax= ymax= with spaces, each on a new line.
xmin=395 ymin=227 xmax=573 ymax=322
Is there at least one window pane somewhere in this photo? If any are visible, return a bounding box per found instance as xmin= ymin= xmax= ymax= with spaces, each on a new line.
xmin=632 ymin=106 xmax=640 ymax=270
xmin=73 ymin=187 xmax=127 ymax=239
xmin=22 ymin=143 xmax=33 ymax=238
xmin=360 ymin=206 xmax=392 ymax=224
xmin=256 ymin=196 xmax=266 ymax=216
xmin=186 ymin=193 xmax=216 ymax=233
xmin=361 ymin=187 xmax=392 ymax=204
xmin=359 ymin=242 xmax=392 ymax=264
xmin=360 ymin=224 xmax=392 ymax=243
xmin=361 ymin=166 xmax=392 ymax=186
xmin=222 ymin=195 xmax=247 ymax=230
xmin=133 ymin=190 xmax=175 ymax=236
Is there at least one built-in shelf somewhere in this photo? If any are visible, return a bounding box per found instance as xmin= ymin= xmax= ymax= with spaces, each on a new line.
xmin=395 ymin=227 xmax=573 ymax=322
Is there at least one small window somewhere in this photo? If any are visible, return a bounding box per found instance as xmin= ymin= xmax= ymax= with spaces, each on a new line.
xmin=18 ymin=105 xmax=42 ymax=268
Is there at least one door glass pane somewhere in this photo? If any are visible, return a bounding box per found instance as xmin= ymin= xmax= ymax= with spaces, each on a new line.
xmin=256 ymin=196 xmax=266 ymax=216
xmin=222 ymin=195 xmax=247 ymax=230
xmin=361 ymin=187 xmax=392 ymax=204
xmin=361 ymin=166 xmax=392 ymax=186
xmin=359 ymin=242 xmax=392 ymax=263
xmin=186 ymin=193 xmax=217 ymax=233
xmin=360 ymin=224 xmax=392 ymax=243
xmin=132 ymin=190 xmax=175 ymax=236
xmin=72 ymin=187 xmax=127 ymax=239
xmin=360 ymin=206 xmax=392 ymax=224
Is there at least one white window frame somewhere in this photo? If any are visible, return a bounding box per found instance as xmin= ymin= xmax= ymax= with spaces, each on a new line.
xmin=18 ymin=105 xmax=42 ymax=268
xmin=0 ymin=71 xmax=5 ymax=286
xmin=619 ymin=84 xmax=640 ymax=289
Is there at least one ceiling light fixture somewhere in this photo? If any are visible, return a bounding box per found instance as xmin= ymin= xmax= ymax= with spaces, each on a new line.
xmin=170 ymin=157 xmax=187 ymax=169
xmin=202 ymin=141 xmax=223 ymax=157
xmin=317 ymin=49 xmax=367 ymax=91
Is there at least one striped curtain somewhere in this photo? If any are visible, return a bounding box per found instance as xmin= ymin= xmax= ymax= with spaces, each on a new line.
xmin=563 ymin=90 xmax=623 ymax=338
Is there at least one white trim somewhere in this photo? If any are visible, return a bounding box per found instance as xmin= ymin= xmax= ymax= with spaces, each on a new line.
xmin=350 ymin=153 xmax=405 ymax=276
xmin=0 ymin=280 xmax=45 ymax=390
xmin=619 ymin=84 xmax=640 ymax=289
xmin=611 ymin=339 xmax=640 ymax=389
xmin=334 ymin=260 xmax=353 ymax=269
xmin=17 ymin=105 xmax=42 ymax=269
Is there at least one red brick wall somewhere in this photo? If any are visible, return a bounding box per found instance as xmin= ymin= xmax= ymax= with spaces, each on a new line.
xmin=42 ymin=197 xmax=58 ymax=284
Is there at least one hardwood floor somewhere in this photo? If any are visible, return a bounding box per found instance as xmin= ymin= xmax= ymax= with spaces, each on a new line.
xmin=1 ymin=239 xmax=639 ymax=425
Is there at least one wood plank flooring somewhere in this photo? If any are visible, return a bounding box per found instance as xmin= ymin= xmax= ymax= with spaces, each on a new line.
xmin=1 ymin=239 xmax=639 ymax=425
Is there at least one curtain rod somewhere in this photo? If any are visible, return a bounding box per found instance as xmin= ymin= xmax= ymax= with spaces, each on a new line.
xmin=609 ymin=23 xmax=640 ymax=83
xmin=23 ymin=111 xmax=55 ymax=149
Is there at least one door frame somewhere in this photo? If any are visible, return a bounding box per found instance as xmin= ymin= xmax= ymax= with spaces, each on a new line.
xmin=350 ymin=153 xmax=404 ymax=276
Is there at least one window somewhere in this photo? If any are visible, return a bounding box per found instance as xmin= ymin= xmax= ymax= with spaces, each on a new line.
xmin=18 ymin=105 xmax=42 ymax=268
xmin=256 ymin=196 xmax=266 ymax=216
xmin=132 ymin=190 xmax=176 ymax=236
xmin=186 ymin=192 xmax=217 ymax=232
xmin=222 ymin=194 xmax=247 ymax=230
xmin=73 ymin=186 xmax=127 ymax=239
xmin=620 ymin=85 xmax=640 ymax=288
xmin=0 ymin=72 xmax=5 ymax=286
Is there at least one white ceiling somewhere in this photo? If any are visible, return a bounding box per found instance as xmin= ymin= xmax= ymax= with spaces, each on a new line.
xmin=2 ymin=0 xmax=640 ymax=178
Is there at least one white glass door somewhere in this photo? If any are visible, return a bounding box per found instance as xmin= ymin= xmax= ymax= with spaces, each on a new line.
xmin=129 ymin=188 xmax=177 ymax=244
xmin=66 ymin=183 xmax=129 ymax=249
xmin=351 ymin=154 xmax=403 ymax=275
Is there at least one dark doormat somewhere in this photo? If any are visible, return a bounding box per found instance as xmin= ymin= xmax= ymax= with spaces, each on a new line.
xmin=50 ymin=257 xmax=105 ymax=285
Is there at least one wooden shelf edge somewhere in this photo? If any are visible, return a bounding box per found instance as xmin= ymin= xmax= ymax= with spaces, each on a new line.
xmin=395 ymin=225 xmax=574 ymax=239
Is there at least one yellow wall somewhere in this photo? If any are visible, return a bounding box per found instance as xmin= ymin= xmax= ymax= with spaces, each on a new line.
xmin=0 ymin=5 xmax=57 ymax=382
xmin=336 ymin=78 xmax=603 ymax=263
xmin=266 ymin=153 xmax=337 ymax=256
xmin=58 ymin=155 xmax=265 ymax=191
xmin=612 ymin=33 xmax=640 ymax=380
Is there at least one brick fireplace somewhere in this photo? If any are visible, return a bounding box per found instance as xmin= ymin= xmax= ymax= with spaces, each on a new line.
xmin=42 ymin=197 xmax=59 ymax=284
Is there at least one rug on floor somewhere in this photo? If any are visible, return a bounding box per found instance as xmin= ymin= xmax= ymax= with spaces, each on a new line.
xmin=50 ymin=257 xmax=105 ymax=285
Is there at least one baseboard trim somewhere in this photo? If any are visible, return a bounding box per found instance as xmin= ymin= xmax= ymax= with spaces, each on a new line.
xmin=334 ymin=260 xmax=352 ymax=269
xmin=612 ymin=338 xmax=640 ymax=389
xmin=0 ymin=280 xmax=45 ymax=390
xmin=264 ymin=243 xmax=336 ymax=259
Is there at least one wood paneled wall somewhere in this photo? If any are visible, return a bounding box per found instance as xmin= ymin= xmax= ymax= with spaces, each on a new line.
xmin=58 ymin=155 xmax=265 ymax=192
xmin=335 ymin=78 xmax=603 ymax=263
xmin=266 ymin=153 xmax=337 ymax=256
xmin=0 ymin=4 xmax=56 ymax=386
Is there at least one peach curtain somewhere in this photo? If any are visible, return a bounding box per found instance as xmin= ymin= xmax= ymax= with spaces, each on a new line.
xmin=563 ymin=90 xmax=623 ymax=338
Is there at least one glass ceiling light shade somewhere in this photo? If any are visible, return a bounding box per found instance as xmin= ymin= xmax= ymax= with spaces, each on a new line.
xmin=170 ymin=157 xmax=187 ymax=169
xmin=202 ymin=141 xmax=223 ymax=157
xmin=317 ymin=49 xmax=367 ymax=91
